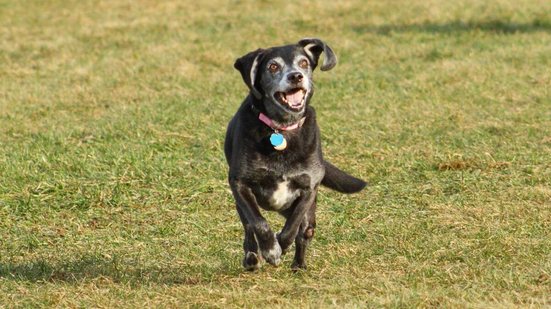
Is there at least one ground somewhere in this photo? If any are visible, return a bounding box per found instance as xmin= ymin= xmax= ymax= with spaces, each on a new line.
xmin=1 ymin=0 xmax=550 ymax=307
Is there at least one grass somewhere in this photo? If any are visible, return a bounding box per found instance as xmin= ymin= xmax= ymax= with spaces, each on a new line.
xmin=1 ymin=0 xmax=550 ymax=307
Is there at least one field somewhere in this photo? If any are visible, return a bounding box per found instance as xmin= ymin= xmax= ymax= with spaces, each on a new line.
xmin=1 ymin=0 xmax=550 ymax=307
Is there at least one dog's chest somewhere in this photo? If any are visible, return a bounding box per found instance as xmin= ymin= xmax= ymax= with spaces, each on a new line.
xmin=269 ymin=180 xmax=300 ymax=210
xmin=251 ymin=172 xmax=312 ymax=211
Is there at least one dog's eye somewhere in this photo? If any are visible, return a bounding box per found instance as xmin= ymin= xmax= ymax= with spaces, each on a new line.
xmin=299 ymin=59 xmax=309 ymax=69
xmin=268 ymin=63 xmax=280 ymax=73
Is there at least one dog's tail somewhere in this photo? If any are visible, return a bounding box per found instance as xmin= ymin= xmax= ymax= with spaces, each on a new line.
xmin=321 ymin=160 xmax=367 ymax=193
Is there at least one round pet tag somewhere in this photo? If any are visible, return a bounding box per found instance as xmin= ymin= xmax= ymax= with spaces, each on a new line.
xmin=270 ymin=133 xmax=287 ymax=151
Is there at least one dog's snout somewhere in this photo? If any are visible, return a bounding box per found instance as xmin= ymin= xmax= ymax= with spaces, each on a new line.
xmin=287 ymin=72 xmax=303 ymax=83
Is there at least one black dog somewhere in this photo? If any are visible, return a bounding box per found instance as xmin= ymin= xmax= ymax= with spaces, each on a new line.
xmin=225 ymin=38 xmax=366 ymax=271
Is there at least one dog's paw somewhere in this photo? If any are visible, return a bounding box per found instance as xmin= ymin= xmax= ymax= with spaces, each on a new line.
xmin=243 ymin=252 xmax=261 ymax=271
xmin=276 ymin=232 xmax=291 ymax=254
xmin=291 ymin=260 xmax=307 ymax=272
xmin=261 ymin=236 xmax=282 ymax=266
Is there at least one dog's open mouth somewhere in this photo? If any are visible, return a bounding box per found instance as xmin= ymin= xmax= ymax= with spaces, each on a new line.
xmin=274 ymin=88 xmax=306 ymax=110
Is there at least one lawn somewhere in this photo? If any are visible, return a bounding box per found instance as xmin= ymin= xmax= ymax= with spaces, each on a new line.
xmin=1 ymin=0 xmax=550 ymax=307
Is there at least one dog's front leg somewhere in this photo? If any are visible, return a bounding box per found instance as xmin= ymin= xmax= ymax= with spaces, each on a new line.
xmin=231 ymin=180 xmax=282 ymax=267
xmin=277 ymin=190 xmax=315 ymax=253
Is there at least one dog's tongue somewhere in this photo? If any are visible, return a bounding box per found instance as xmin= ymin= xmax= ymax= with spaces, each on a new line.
xmin=286 ymin=89 xmax=304 ymax=105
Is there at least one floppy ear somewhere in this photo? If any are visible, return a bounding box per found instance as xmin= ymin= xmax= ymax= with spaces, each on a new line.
xmin=234 ymin=48 xmax=264 ymax=99
xmin=298 ymin=38 xmax=337 ymax=71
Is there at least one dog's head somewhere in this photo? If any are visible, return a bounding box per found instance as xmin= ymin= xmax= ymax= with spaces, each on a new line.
xmin=234 ymin=38 xmax=337 ymax=123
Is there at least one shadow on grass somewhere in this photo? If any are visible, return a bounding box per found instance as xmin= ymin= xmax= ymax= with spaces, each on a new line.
xmin=0 ymin=255 xmax=233 ymax=285
xmin=354 ymin=19 xmax=551 ymax=35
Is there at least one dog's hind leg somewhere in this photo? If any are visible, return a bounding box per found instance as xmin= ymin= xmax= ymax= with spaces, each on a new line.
xmin=236 ymin=206 xmax=261 ymax=271
xmin=291 ymin=199 xmax=317 ymax=271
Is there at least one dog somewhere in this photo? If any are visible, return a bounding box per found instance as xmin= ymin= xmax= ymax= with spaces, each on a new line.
xmin=225 ymin=38 xmax=366 ymax=271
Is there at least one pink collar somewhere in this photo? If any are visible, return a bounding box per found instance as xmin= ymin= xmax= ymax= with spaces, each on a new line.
xmin=258 ymin=112 xmax=306 ymax=131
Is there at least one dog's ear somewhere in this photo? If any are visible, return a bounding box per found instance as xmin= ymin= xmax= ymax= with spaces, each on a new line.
xmin=298 ymin=38 xmax=337 ymax=71
xmin=234 ymin=48 xmax=265 ymax=99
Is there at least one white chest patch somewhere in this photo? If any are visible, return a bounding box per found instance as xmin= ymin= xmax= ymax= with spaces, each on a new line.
xmin=269 ymin=181 xmax=299 ymax=210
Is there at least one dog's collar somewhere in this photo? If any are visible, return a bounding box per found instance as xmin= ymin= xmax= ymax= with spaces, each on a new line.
xmin=250 ymin=103 xmax=305 ymax=131
xmin=258 ymin=112 xmax=305 ymax=131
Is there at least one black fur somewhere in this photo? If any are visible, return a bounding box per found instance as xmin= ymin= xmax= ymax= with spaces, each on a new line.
xmin=322 ymin=161 xmax=367 ymax=193
xmin=225 ymin=38 xmax=366 ymax=271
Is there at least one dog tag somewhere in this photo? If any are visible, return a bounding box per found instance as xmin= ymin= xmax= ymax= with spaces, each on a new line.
xmin=270 ymin=133 xmax=287 ymax=151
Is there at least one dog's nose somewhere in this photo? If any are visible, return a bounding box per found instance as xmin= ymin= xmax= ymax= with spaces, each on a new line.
xmin=287 ymin=72 xmax=303 ymax=83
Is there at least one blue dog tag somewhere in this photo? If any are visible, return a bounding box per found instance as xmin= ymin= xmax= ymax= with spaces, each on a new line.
xmin=270 ymin=133 xmax=287 ymax=150
xmin=270 ymin=133 xmax=284 ymax=146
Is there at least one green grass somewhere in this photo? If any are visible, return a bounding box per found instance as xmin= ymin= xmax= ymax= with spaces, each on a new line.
xmin=1 ymin=0 xmax=550 ymax=307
